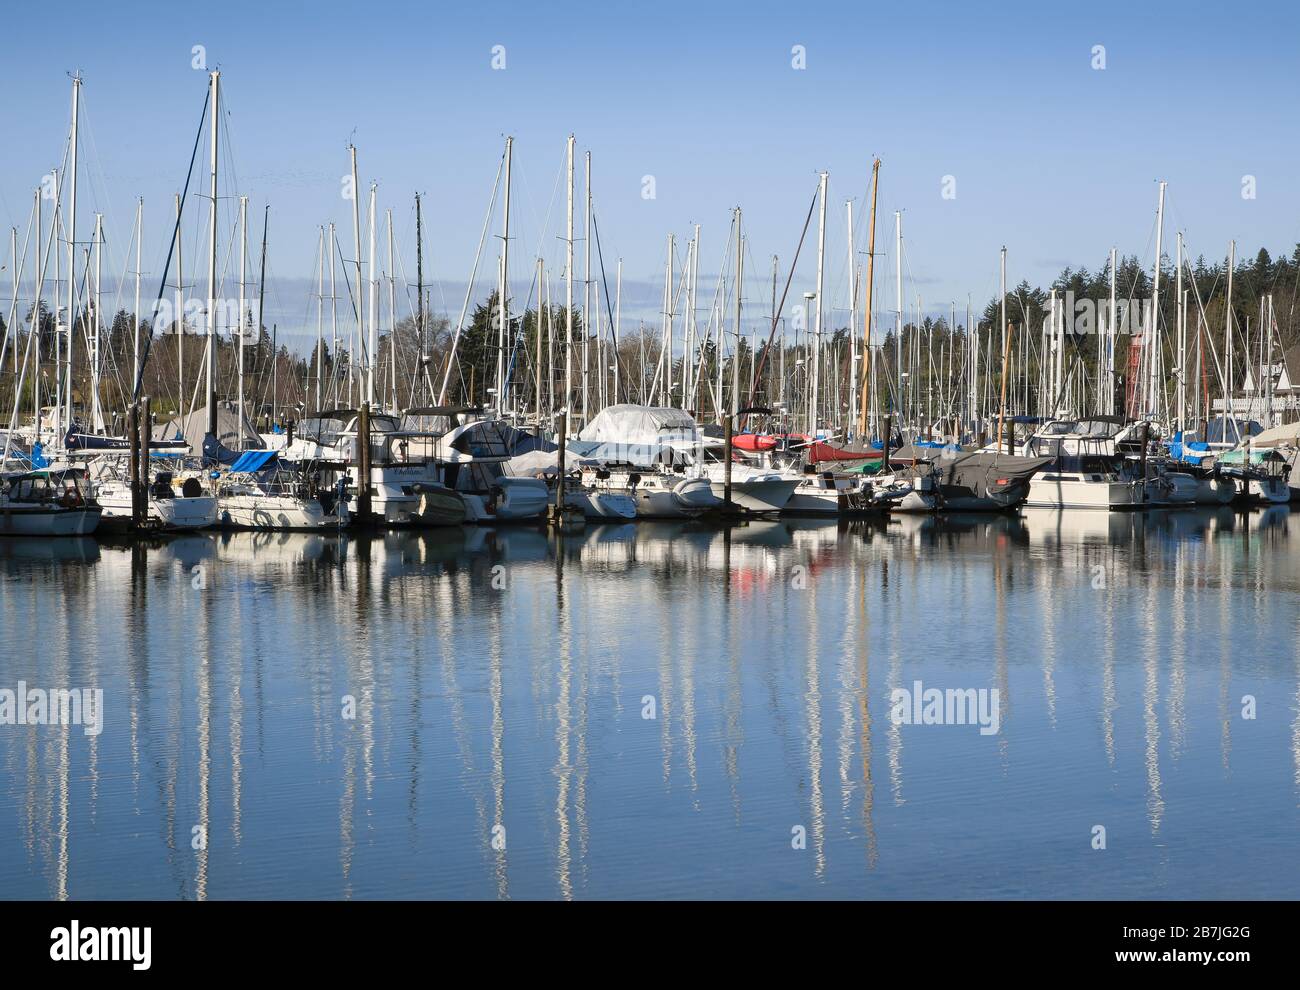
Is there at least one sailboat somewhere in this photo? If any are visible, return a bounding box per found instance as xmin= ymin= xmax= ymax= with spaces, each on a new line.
xmin=0 ymin=467 xmax=102 ymax=536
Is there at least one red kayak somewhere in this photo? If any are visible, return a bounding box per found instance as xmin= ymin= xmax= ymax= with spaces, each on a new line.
xmin=732 ymin=433 xmax=779 ymax=452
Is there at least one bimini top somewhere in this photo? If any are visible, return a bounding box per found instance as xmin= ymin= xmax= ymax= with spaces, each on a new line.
xmin=228 ymin=450 xmax=279 ymax=473
xmin=577 ymin=405 xmax=702 ymax=447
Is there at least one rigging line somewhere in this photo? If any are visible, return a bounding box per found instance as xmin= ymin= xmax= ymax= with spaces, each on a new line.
xmin=747 ymin=186 xmax=818 ymax=415
xmin=133 ymin=85 xmax=210 ymax=402
xmin=590 ymin=211 xmax=622 ymax=403
xmin=437 ymin=146 xmax=506 ymax=405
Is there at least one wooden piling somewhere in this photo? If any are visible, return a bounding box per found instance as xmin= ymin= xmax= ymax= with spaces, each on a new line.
xmin=128 ymin=403 xmax=141 ymax=527
xmin=723 ymin=413 xmax=734 ymax=509
xmin=140 ymin=395 xmax=151 ymax=525
xmin=357 ymin=402 xmax=372 ymax=524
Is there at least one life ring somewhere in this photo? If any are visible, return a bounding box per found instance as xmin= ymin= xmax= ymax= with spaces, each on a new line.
xmin=59 ymin=490 xmax=84 ymax=509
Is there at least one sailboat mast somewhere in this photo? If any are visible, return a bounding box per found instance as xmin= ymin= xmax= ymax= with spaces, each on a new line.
xmin=237 ymin=195 xmax=248 ymax=450
xmin=1175 ymin=231 xmax=1184 ymax=432
xmin=33 ymin=193 xmax=43 ymax=440
xmin=256 ymin=206 xmax=269 ymax=431
xmin=858 ymin=159 xmax=880 ymax=439
xmin=847 ymin=200 xmax=857 ymax=434
xmin=328 ymin=222 xmax=338 ymax=408
xmin=614 ymin=257 xmax=623 ymax=405
xmin=732 ymin=209 xmax=742 ymax=417
xmin=414 ymin=194 xmax=424 ymax=403
xmin=175 ymin=193 xmax=183 ymax=419
xmin=1225 ymin=239 xmax=1235 ymax=437
xmin=348 ymin=145 xmax=362 ymax=407
xmin=315 ymin=225 xmax=324 ymax=412
xmin=498 ymin=136 xmax=512 ymax=415
xmin=565 ymin=134 xmax=574 ymax=415
xmin=205 ymin=69 xmax=219 ymax=441
xmin=133 ymin=198 xmax=142 ymax=400
xmin=386 ymin=209 xmax=396 ymax=410
xmin=1108 ymin=246 xmax=1116 ymax=416
xmin=1148 ymin=180 xmax=1166 ymax=420
xmin=812 ymin=172 xmax=827 ymax=432
xmin=583 ymin=149 xmax=591 ymax=423
xmin=535 ymin=256 xmax=544 ymax=422
xmin=63 ymin=75 xmax=80 ymax=443
xmin=366 ymin=183 xmax=377 ymax=408
xmin=92 ymin=213 xmax=103 ymax=433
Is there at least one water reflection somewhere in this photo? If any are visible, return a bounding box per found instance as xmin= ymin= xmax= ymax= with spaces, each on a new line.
xmin=1 ymin=506 xmax=1298 ymax=899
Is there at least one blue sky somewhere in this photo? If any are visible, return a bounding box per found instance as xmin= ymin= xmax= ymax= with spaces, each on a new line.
xmin=2 ymin=0 xmax=1299 ymax=351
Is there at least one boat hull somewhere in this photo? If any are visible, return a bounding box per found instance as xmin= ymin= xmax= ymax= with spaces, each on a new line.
xmin=709 ymin=477 xmax=799 ymax=513
xmin=0 ymin=505 xmax=102 ymax=536
xmin=219 ymin=495 xmax=345 ymax=530
xmin=1024 ymin=477 xmax=1147 ymax=509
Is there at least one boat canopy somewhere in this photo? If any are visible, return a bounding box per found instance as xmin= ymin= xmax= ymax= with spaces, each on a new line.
xmin=1204 ymin=417 xmax=1262 ymax=444
xmin=1250 ymin=420 xmax=1300 ymax=447
xmin=577 ymin=404 xmax=702 ymax=447
xmin=566 ymin=439 xmax=690 ymax=467
xmin=228 ymin=450 xmax=279 ymax=473
xmin=1218 ymin=446 xmax=1286 ymax=466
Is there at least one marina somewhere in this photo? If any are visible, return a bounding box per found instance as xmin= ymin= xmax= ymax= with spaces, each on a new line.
xmin=1 ymin=3 xmax=1299 ymax=955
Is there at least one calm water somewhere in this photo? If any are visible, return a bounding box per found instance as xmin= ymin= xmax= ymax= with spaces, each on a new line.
xmin=1 ymin=507 xmax=1297 ymax=900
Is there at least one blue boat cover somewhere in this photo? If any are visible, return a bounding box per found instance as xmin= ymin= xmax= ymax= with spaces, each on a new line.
xmin=228 ymin=450 xmax=279 ymax=473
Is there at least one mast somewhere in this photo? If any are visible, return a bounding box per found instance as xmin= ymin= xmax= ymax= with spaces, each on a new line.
xmin=92 ymin=213 xmax=103 ymax=433
xmin=4 ymin=227 xmax=14 ymax=380
xmin=564 ymin=134 xmax=574 ymax=414
xmin=733 ymin=209 xmax=743 ymax=417
xmin=498 ymin=135 xmax=512 ymax=415
xmin=414 ymin=194 xmax=424 ymax=403
xmin=256 ymin=206 xmax=269 ymax=431
xmin=349 ymin=145 xmax=362 ymax=407
xmin=205 ymin=69 xmax=219 ymax=441
xmin=237 ymin=195 xmax=248 ymax=449
xmin=1175 ymin=230 xmax=1184 ymax=432
xmin=535 ymin=256 xmax=544 ymax=422
xmin=858 ymin=159 xmax=880 ymax=439
xmin=64 ymin=75 xmax=81 ymax=442
xmin=33 ymin=192 xmax=43 ymax=441
xmin=685 ymin=228 xmax=697 ymax=404
xmin=1224 ymin=239 xmax=1235 ymax=438
xmin=175 ymin=193 xmax=183 ymax=419
xmin=614 ymin=258 xmax=623 ymax=405
xmin=895 ymin=212 xmax=903 ymax=425
xmin=811 ymin=172 xmax=827 ymax=432
xmin=847 ymin=200 xmax=857 ymax=435
xmin=366 ymin=183 xmax=378 ymax=407
xmin=386 ymin=208 xmax=396 ymax=410
xmin=583 ymin=149 xmax=591 ymax=423
xmin=998 ymin=245 xmax=1006 ymax=425
xmin=1148 ymin=180 xmax=1166 ymax=419
xmin=1108 ymin=246 xmax=1116 ymax=416
xmin=664 ymin=233 xmax=674 ymax=407
xmin=328 ymin=222 xmax=338 ymax=409
xmin=133 ymin=198 xmax=142 ymax=400
xmin=315 ymin=224 xmax=324 ymax=412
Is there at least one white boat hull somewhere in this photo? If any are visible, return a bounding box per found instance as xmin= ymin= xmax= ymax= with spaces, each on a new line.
xmin=219 ymin=494 xmax=345 ymax=529
xmin=0 ymin=505 xmax=102 ymax=536
xmin=1024 ymin=476 xmax=1146 ymax=509
xmin=709 ymin=477 xmax=799 ymax=513
xmin=1243 ymin=477 xmax=1290 ymax=504
xmin=462 ymin=476 xmax=550 ymax=523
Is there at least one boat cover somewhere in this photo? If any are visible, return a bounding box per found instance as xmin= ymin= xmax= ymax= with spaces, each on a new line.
xmin=228 ymin=450 xmax=279 ymax=473
xmin=577 ymin=405 xmax=702 ymax=447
